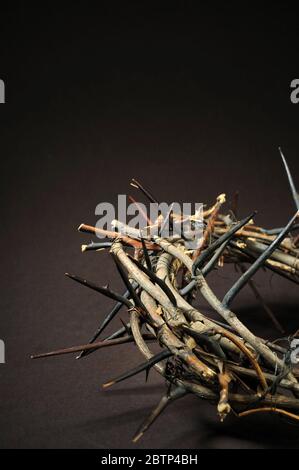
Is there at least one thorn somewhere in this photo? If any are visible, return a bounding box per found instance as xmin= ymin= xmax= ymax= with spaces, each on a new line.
xmin=65 ymin=273 xmax=133 ymax=308
xmin=159 ymin=203 xmax=175 ymax=237
xmin=132 ymin=386 xmax=187 ymax=442
xmin=128 ymin=255 xmax=177 ymax=306
xmin=77 ymin=291 xmax=131 ymax=359
xmin=105 ymin=325 xmax=128 ymax=341
xmin=193 ymin=211 xmax=256 ymax=275
xmin=182 ymin=325 xmax=226 ymax=360
xmin=279 ymin=147 xmax=299 ymax=210
xmin=30 ymin=335 xmax=135 ymax=359
xmin=111 ymin=253 xmax=144 ymax=309
xmin=120 ymin=317 xmax=131 ymax=336
xmin=202 ymin=241 xmax=230 ymax=276
xmin=141 ymin=237 xmax=153 ymax=271
xmin=236 ymin=263 xmax=285 ymax=334
xmin=102 ymin=350 xmax=172 ymax=388
xmin=223 ymin=211 xmax=299 ymax=307
xmin=132 ymin=432 xmax=144 ymax=443
xmin=102 ymin=381 xmax=114 ymax=389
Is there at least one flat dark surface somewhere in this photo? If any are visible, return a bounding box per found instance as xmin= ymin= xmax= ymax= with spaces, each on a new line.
xmin=0 ymin=5 xmax=299 ymax=449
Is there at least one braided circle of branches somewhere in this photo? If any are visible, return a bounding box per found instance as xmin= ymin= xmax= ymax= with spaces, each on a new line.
xmin=32 ymin=150 xmax=299 ymax=442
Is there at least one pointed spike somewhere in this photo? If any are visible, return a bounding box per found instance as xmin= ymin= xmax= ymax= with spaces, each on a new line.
xmin=279 ymin=147 xmax=299 ymax=210
xmin=76 ymin=323 xmax=155 ymax=359
xmin=223 ymin=211 xmax=299 ymax=307
xmin=111 ymin=253 xmax=144 ymax=309
xmin=202 ymin=240 xmax=230 ymax=276
xmin=102 ymin=350 xmax=172 ymax=388
xmin=31 ymin=335 xmax=135 ymax=360
xmin=192 ymin=211 xmax=256 ymax=275
xmin=158 ymin=204 xmax=190 ymax=241
xmin=128 ymin=255 xmax=177 ymax=307
xmin=77 ymin=292 xmax=131 ymax=359
xmin=229 ymin=238 xmax=299 ymax=285
xmin=65 ymin=273 xmax=133 ymax=308
xmin=182 ymin=325 xmax=226 ymax=360
xmin=132 ymin=432 xmax=144 ymax=444
xmin=105 ymin=328 xmax=156 ymax=344
xmin=102 ymin=381 xmax=115 ymax=389
xmin=105 ymin=325 xmax=128 ymax=341
xmin=140 ymin=237 xmax=153 ymax=271
xmin=159 ymin=204 xmax=190 ymax=241
xmin=132 ymin=386 xmax=187 ymax=442
xmin=120 ymin=317 xmax=131 ymax=336
xmin=159 ymin=203 xmax=174 ymax=236
xmin=236 ymin=263 xmax=285 ymax=334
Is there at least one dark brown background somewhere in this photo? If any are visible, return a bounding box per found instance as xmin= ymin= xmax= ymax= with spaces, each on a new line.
xmin=0 ymin=4 xmax=299 ymax=449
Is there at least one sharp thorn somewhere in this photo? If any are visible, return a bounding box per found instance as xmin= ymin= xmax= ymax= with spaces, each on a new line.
xmin=111 ymin=253 xmax=144 ymax=309
xmin=31 ymin=335 xmax=135 ymax=359
xmin=128 ymin=255 xmax=177 ymax=307
xmin=279 ymin=147 xmax=299 ymax=211
xmin=140 ymin=237 xmax=153 ymax=271
xmin=192 ymin=211 xmax=256 ymax=275
xmin=102 ymin=350 xmax=172 ymax=388
xmin=223 ymin=211 xmax=299 ymax=307
xmin=65 ymin=273 xmax=133 ymax=308
xmin=120 ymin=317 xmax=131 ymax=336
xmin=77 ymin=294 xmax=131 ymax=359
xmin=202 ymin=240 xmax=230 ymax=276
xmin=132 ymin=386 xmax=187 ymax=442
xmin=236 ymin=263 xmax=285 ymax=334
xmin=182 ymin=325 xmax=226 ymax=359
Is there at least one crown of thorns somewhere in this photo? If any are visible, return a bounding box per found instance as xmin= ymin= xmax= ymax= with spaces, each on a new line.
xmin=32 ymin=148 xmax=299 ymax=442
